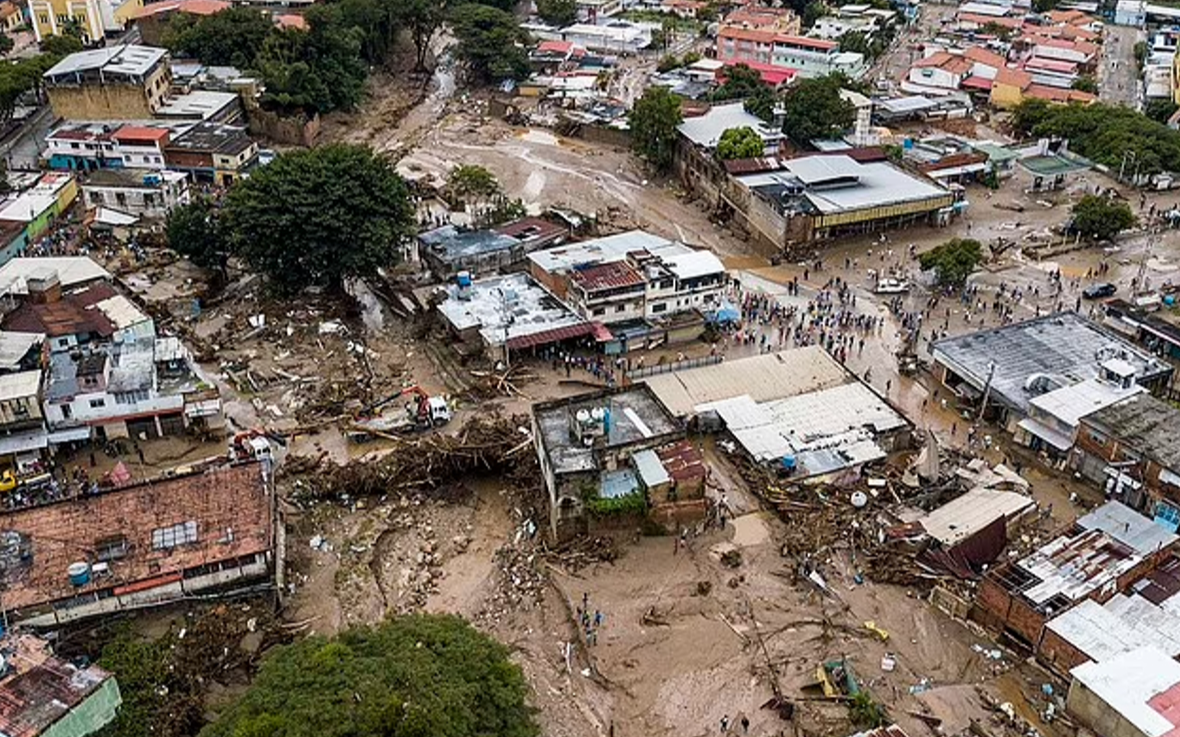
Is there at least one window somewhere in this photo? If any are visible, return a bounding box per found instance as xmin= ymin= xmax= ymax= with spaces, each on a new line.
xmin=95 ymin=535 xmax=128 ymax=561
xmin=659 ymin=279 xmax=673 ymax=290
xmin=615 ymin=304 xmax=626 ymax=313
xmin=152 ymin=521 xmax=198 ymax=550
xmin=57 ymin=338 xmax=69 ymax=348
xmin=61 ymin=404 xmax=72 ymax=419
xmin=89 ymin=398 xmax=105 ymax=409
xmin=89 ymin=192 xmax=104 ymax=205
xmin=651 ymin=302 xmax=667 ymax=313
xmin=38 ymin=14 xmax=47 ymax=24
xmin=70 ymin=142 xmax=79 ymax=150
xmin=592 ymin=307 xmax=606 ymax=317
xmin=1088 ymin=429 xmax=1108 ymax=445
xmin=115 ymin=192 xmax=127 ymax=207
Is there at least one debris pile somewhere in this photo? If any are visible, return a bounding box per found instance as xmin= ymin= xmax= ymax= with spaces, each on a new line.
xmin=283 ymin=414 xmax=537 ymax=501
xmin=477 ymin=545 xmax=547 ymax=623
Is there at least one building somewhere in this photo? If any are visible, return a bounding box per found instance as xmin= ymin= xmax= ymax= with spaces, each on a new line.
xmin=0 ymin=370 xmax=50 ymax=479
xmin=974 ymin=501 xmax=1178 ymax=648
xmin=0 ymin=257 xmax=110 ymax=299
xmin=436 ymin=271 xmax=602 ymax=362
xmin=905 ymin=52 xmax=975 ymax=94
xmin=559 ymin=22 xmax=649 ymax=54
xmin=722 ymin=153 xmax=956 ymax=246
xmin=1040 ymin=556 xmax=1180 ymax=674
xmin=0 ymin=173 xmax=80 ymax=246
xmin=80 ymin=169 xmax=189 ymax=219
xmin=716 ymin=29 xmax=866 ymax=79
xmin=0 ymin=460 xmax=274 ymax=626
xmin=154 ymin=89 xmax=243 ymax=123
xmin=0 ymin=633 xmax=121 ymax=737
xmin=574 ymin=0 xmax=621 ymax=21
xmin=1074 ymin=393 xmax=1180 ymax=529
xmin=811 ymin=4 xmax=896 ymax=41
xmin=0 ymin=1 xmax=23 ymax=32
xmin=990 ymin=66 xmax=1096 ymax=108
xmin=719 ymin=5 xmax=800 ymax=36
xmin=1 ymin=271 xmax=224 ymax=441
xmin=163 ymin=121 xmax=258 ymax=185
xmin=42 ymin=46 xmax=171 ymax=121
xmin=1115 ymin=0 xmax=1146 ymax=24
xmin=525 ymin=229 xmax=728 ymax=344
xmin=533 ymin=385 xmax=683 ymax=539
xmin=1014 ymin=376 xmax=1145 ymax=462
xmin=911 ymin=485 xmax=1037 ymax=569
xmin=132 ymin=0 xmax=230 ymax=45
xmin=44 ymin=123 xmax=176 ymax=173
xmin=416 ymin=217 xmax=569 ymax=279
xmin=28 ymin=0 xmax=143 ymax=43
xmin=1067 ymin=647 xmax=1180 ymax=737
xmin=1102 ymin=298 xmax=1180 ymax=361
xmin=677 ymin=101 xmax=785 ymax=153
xmin=931 ymin=312 xmax=1172 ymax=435
xmin=640 ymin=346 xmax=912 ymax=480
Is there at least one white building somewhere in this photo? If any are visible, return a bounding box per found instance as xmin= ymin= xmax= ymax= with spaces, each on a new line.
xmin=81 ymin=169 xmax=189 ymax=219
xmin=676 ymin=101 xmax=784 ymax=153
xmin=560 ymin=21 xmax=650 ymax=54
xmin=771 ymin=35 xmax=866 ymax=79
xmin=45 ymin=123 xmax=177 ymax=172
xmin=1068 ymin=647 xmax=1180 ymax=737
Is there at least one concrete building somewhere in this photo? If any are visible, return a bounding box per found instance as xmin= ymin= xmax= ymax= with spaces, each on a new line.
xmin=1068 ymin=647 xmax=1180 ymax=737
xmin=716 ymin=30 xmax=866 ymax=79
xmin=931 ymin=313 xmax=1172 ymax=436
xmin=43 ymin=46 xmax=171 ymax=121
xmin=677 ymin=101 xmax=785 ymax=153
xmin=80 ymin=168 xmax=189 ymax=219
xmin=973 ymin=501 xmax=1178 ymax=648
xmin=640 ymin=346 xmax=912 ymax=481
xmin=0 ymin=1 xmax=23 ymax=32
xmin=0 ymin=633 xmax=121 ymax=737
xmin=28 ymin=0 xmax=142 ymax=44
xmin=0 ymin=173 xmax=80 ymax=246
xmin=44 ymin=123 xmax=176 ymax=172
xmin=719 ymin=5 xmax=800 ymax=36
xmin=0 ymin=256 xmax=110 ymax=298
xmin=559 ymin=22 xmax=649 ymax=54
xmin=811 ymin=4 xmax=896 ymax=41
xmin=0 ymin=369 xmax=50 ymax=477
xmin=533 ymin=385 xmax=683 ymax=539
xmin=721 ymin=153 xmax=956 ymax=246
xmin=436 ymin=271 xmax=601 ymax=362
xmin=163 ymin=121 xmax=258 ymax=185
xmin=1013 ymin=376 xmax=1145 ymax=463
xmin=154 ymin=89 xmax=243 ymax=124
xmin=1074 ymin=393 xmax=1180 ymax=530
xmin=1 ymin=460 xmax=275 ymax=627
xmin=416 ymin=217 xmax=569 ymax=279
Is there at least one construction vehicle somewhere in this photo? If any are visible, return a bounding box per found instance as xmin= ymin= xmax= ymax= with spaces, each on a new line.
xmin=228 ymin=430 xmax=276 ymax=463
xmin=347 ymin=386 xmax=451 ymax=441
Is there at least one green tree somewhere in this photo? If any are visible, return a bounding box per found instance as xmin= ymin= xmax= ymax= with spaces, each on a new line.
xmin=744 ymin=85 xmax=776 ymax=122
xmin=1072 ymin=75 xmax=1097 ymax=94
xmin=448 ymin=163 xmax=500 ymax=211
xmin=255 ymin=5 xmax=369 ymax=114
xmin=657 ymin=54 xmax=681 ymax=72
xmin=1134 ymin=40 xmax=1148 ymax=70
xmin=780 ymin=75 xmax=854 ymax=145
xmin=802 ymin=0 xmax=826 ymax=28
xmin=1146 ymin=98 xmax=1179 ymax=124
xmin=39 ymin=34 xmax=83 ymax=56
xmin=162 ymin=6 xmax=273 ymax=67
xmin=628 ymin=85 xmax=682 ymax=172
xmin=716 ymin=126 xmax=763 ymax=160
xmin=918 ymin=238 xmax=983 ymax=288
xmin=336 ymin=0 xmax=403 ymax=65
xmin=449 ymin=3 xmax=530 ymax=83
xmin=399 ymin=0 xmax=447 ymax=70
xmin=224 ymin=144 xmax=414 ymax=293
xmin=980 ymin=21 xmax=1014 ymax=40
xmin=1071 ymin=195 xmax=1135 ymax=241
xmin=0 ymin=33 xmax=13 ymax=57
xmin=536 ymin=0 xmax=577 ymax=25
xmin=839 ymin=30 xmax=870 ymax=56
xmin=201 ymin=615 xmax=539 ymax=737
xmin=710 ymin=62 xmax=766 ymax=102
xmin=167 ymin=197 xmax=230 ymax=280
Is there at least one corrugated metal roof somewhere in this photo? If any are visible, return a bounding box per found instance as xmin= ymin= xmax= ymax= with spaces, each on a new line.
xmin=1071 ymin=647 xmax=1180 ymax=737
xmin=1046 ymin=596 xmax=1180 ymax=662
xmin=1078 ymin=501 xmax=1179 ymax=557
xmin=919 ymin=487 xmax=1035 ymax=546
xmin=633 ymin=449 xmax=670 ymax=487
xmin=569 ymin=261 xmax=645 ymax=291
xmin=0 ymin=332 xmax=41 ymax=371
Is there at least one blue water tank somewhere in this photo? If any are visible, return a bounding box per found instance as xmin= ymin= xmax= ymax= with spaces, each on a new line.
xmin=780 ymin=456 xmax=796 ymax=471
xmin=1166 ymin=295 xmax=1176 ymax=306
xmin=67 ymin=562 xmax=91 ymax=587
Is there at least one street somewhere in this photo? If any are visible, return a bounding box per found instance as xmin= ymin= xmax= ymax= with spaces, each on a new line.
xmin=1101 ymin=23 xmax=1143 ymax=108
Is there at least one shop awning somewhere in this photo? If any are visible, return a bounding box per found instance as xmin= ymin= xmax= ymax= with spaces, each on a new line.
xmin=506 ymin=322 xmax=599 ymax=351
xmin=47 ymin=426 xmax=92 ymax=444
xmin=0 ymin=429 xmax=48 ymax=456
xmin=1018 ymin=417 xmax=1072 ymax=451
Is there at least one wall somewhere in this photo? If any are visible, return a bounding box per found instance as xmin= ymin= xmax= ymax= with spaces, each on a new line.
xmin=0 ymin=393 xmax=43 ymax=426
xmin=48 ymin=83 xmax=152 ymax=121
xmin=1037 ymin=626 xmax=1091 ymax=676
xmin=990 ymin=81 xmax=1025 ymax=109
xmin=246 ymin=107 xmax=320 ymax=147
xmin=1066 ymin=679 xmax=1151 ymax=737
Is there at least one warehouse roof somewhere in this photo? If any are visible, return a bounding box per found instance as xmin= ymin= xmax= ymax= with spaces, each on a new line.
xmin=931 ymin=312 xmax=1168 ymax=415
xmin=44 ymin=45 xmax=166 ymax=81
xmin=1082 ymin=393 xmax=1180 ymax=472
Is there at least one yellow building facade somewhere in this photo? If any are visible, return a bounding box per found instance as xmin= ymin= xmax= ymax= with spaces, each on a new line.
xmin=27 ymin=0 xmax=142 ymax=45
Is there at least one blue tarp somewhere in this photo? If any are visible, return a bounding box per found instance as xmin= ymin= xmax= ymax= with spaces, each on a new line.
xmin=707 ymin=299 xmax=740 ymax=325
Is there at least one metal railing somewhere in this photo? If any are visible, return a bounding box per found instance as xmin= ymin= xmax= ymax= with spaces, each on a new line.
xmin=626 ymin=354 xmax=722 ymax=382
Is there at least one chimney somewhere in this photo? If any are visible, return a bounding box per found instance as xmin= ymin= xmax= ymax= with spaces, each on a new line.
xmin=26 ymin=271 xmax=61 ymax=305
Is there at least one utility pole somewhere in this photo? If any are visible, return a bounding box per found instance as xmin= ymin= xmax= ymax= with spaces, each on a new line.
xmin=977 ymin=360 xmax=996 ymax=421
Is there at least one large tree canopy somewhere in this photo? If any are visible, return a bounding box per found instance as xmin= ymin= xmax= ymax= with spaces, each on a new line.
xmin=224 ymin=144 xmax=414 ymax=293
xmin=780 ymin=75 xmax=854 ymax=146
xmin=918 ymin=238 xmax=984 ymax=288
xmin=166 ymin=197 xmax=229 ymax=278
xmin=162 ymin=6 xmax=274 ymax=67
xmin=201 ymin=615 xmax=539 ymax=737
xmin=629 ymin=85 xmax=683 ymax=172
xmin=449 ymin=3 xmax=530 ymax=83
xmin=1071 ymin=194 xmax=1136 ymax=241
xmin=716 ymin=127 xmax=763 ymax=160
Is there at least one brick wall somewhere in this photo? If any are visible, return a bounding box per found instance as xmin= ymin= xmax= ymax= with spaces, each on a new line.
xmin=1038 ymin=626 xmax=1090 ymax=676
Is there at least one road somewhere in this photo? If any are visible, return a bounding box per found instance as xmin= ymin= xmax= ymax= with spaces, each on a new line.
xmin=1101 ymin=23 xmax=1143 ymax=109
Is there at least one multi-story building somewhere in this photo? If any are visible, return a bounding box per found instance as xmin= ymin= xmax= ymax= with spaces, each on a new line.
xmin=719 ymin=5 xmax=800 ymax=35
xmin=715 ymin=29 xmax=866 ymax=78
xmin=0 ymin=172 xmax=79 ymax=245
xmin=81 ymin=168 xmax=190 ymax=218
xmin=44 ymin=123 xmax=175 ymax=172
xmin=0 ymin=369 xmax=50 ymax=476
xmin=42 ymin=46 xmax=171 ymax=120
xmin=163 ymin=121 xmax=258 ymax=185
xmin=566 ymin=260 xmax=648 ymax=324
xmin=0 ymin=1 xmax=23 ymax=31
xmin=28 ymin=0 xmax=143 ymax=43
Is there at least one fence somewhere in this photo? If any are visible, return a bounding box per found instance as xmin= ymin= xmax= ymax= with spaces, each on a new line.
xmin=626 ymin=354 xmax=722 ymax=382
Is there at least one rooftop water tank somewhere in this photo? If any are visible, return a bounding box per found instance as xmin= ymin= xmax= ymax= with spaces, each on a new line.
xmin=67 ymin=561 xmax=91 ymax=587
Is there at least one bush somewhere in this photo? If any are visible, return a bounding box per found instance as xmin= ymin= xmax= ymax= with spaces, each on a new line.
xmin=585 ymin=491 xmax=647 ymax=517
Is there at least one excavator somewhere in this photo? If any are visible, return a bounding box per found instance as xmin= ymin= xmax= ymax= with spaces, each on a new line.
xmin=347 ymin=386 xmax=452 ymax=442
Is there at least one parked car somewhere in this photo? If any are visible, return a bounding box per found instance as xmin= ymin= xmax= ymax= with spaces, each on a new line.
xmin=1083 ymin=283 xmax=1117 ymax=299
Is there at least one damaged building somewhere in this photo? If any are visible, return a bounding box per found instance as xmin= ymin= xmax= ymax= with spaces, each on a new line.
xmin=532 ymin=385 xmax=694 ymax=540
xmin=641 ymin=346 xmax=912 ymax=481
xmin=974 ymin=500 xmax=1178 ymax=652
xmin=416 ymin=217 xmax=569 ymax=279
xmin=0 ymin=633 xmax=121 ymax=737
xmin=0 ymin=460 xmax=277 ymax=627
